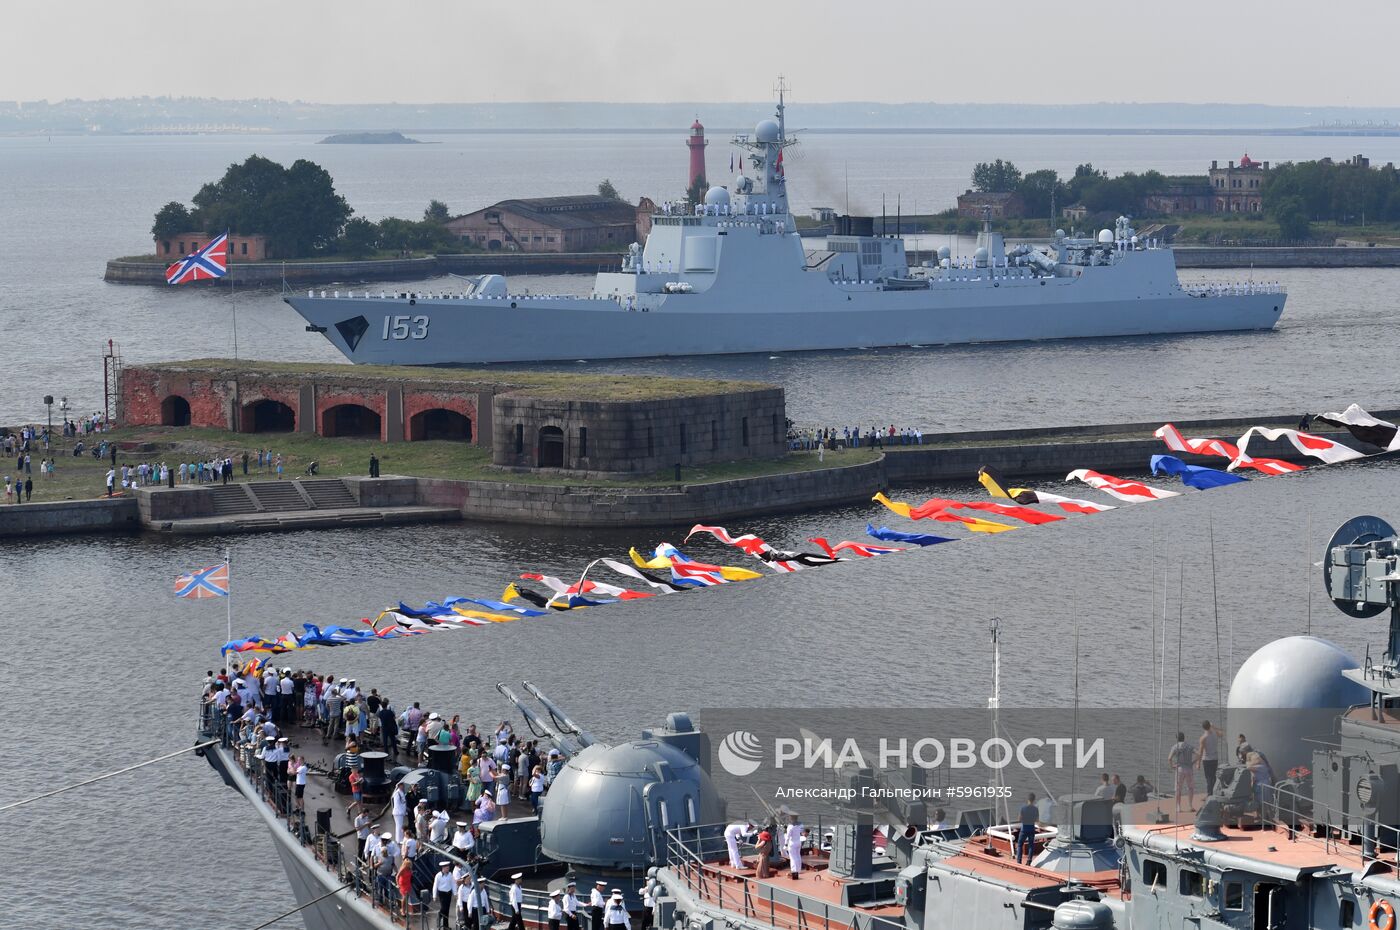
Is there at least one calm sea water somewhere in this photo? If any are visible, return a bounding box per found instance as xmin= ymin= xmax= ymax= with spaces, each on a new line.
xmin=2 ymin=130 xmax=1400 ymax=928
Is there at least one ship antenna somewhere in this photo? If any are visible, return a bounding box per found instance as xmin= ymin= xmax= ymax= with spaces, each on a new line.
xmin=1209 ymin=513 xmax=1223 ymax=712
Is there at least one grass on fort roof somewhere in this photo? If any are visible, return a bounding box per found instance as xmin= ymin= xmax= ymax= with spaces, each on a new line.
xmin=144 ymin=358 xmax=770 ymax=401
xmin=7 ymin=425 xmax=880 ymax=504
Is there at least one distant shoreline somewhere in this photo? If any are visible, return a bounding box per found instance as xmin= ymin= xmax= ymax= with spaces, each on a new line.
xmin=10 ymin=126 xmax=1400 ymax=139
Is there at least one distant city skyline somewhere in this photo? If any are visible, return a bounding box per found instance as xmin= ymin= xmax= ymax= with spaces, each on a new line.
xmin=4 ymin=0 xmax=1398 ymax=109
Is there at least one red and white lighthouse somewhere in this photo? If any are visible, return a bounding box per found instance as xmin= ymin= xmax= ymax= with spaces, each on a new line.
xmin=686 ymin=118 xmax=708 ymax=195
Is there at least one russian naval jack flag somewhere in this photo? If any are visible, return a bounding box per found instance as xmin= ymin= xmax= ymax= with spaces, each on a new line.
xmin=165 ymin=232 xmax=229 ymax=284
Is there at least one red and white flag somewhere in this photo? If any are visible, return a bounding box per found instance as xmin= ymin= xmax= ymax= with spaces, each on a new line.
xmin=1231 ymin=427 xmax=1364 ymax=469
xmin=1154 ymin=424 xmax=1240 ymax=460
xmin=1066 ymin=469 xmax=1181 ymax=503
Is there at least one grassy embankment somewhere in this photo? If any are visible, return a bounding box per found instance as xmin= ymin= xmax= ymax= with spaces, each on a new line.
xmin=5 ymin=426 xmax=879 ymax=506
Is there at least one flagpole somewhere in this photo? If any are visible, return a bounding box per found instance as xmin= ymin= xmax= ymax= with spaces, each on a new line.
xmin=229 ymin=253 xmax=240 ymax=361
xmin=224 ymin=547 xmax=233 ymax=680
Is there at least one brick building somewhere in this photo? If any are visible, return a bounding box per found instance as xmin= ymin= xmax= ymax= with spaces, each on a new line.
xmin=956 ymin=191 xmax=1025 ymax=220
xmin=1142 ymin=179 xmax=1213 ymax=215
xmin=444 ymin=195 xmax=654 ymax=253
xmin=156 ymin=232 xmax=270 ymax=261
xmin=1209 ymin=155 xmax=1270 ymax=213
xmin=119 ymin=361 xmax=784 ymax=476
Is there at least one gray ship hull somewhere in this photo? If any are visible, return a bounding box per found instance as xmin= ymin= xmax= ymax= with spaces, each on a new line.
xmin=286 ymin=288 xmax=1284 ymax=366
xmin=206 ymin=745 xmax=393 ymax=930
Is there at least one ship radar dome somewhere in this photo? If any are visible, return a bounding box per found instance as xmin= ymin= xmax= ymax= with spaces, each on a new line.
xmin=1097 ymin=229 xmax=1114 ymax=244
xmin=704 ymin=186 xmax=731 ymax=207
xmin=937 ymin=245 xmax=951 ymax=260
xmin=1227 ymin=635 xmax=1368 ymax=777
xmin=754 ymin=119 xmax=780 ymax=143
xmin=1054 ymin=229 xmax=1066 ymax=240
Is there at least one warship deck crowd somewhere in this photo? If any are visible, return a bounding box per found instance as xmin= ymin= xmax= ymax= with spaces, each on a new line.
xmin=200 ymin=510 xmax=1400 ymax=930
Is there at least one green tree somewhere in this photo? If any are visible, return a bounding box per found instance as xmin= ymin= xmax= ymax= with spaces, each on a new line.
xmin=1066 ymin=163 xmax=1109 ymax=203
xmin=1272 ymin=195 xmax=1312 ymax=241
xmin=152 ymin=201 xmax=193 ymax=239
xmin=188 ymin=154 xmax=351 ymax=257
xmin=339 ymin=217 xmax=379 ymax=257
xmin=686 ymin=176 xmax=705 ymax=206
xmin=971 ymin=159 xmax=1021 ymax=193
xmin=424 ymin=199 xmax=451 ymax=224
xmin=597 ymin=179 xmax=622 ymax=201
xmin=1017 ymin=169 xmax=1064 ymax=218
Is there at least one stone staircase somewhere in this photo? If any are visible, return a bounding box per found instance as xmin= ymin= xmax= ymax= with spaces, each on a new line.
xmin=300 ymin=478 xmax=358 ymax=509
xmin=248 ymin=481 xmax=311 ymax=513
xmin=209 ymin=484 xmax=259 ymax=516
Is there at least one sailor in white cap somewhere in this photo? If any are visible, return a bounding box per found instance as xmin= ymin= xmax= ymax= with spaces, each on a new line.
xmin=472 ymin=875 xmax=491 ymax=930
xmin=430 ymin=808 xmax=450 ymax=844
xmin=785 ymin=814 xmax=803 ymax=880
xmin=547 ymin=889 xmax=565 ymax=930
xmin=563 ymin=880 xmax=580 ymax=930
xmin=507 ymin=873 xmax=526 ymax=930
xmin=590 ymin=880 xmax=607 ymax=930
xmin=433 ymin=860 xmax=456 ymax=930
xmin=452 ymin=820 xmax=474 ymax=854
xmin=604 ymin=892 xmax=631 ymax=929
xmin=363 ymin=827 xmax=384 ymax=862
xmin=723 ymin=821 xmax=753 ymax=870
xmin=392 ymin=781 xmax=408 ymax=842
xmin=454 ymin=865 xmax=476 ymax=929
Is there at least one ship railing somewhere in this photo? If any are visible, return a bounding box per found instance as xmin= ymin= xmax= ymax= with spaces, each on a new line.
xmin=1180 ymin=281 xmax=1287 ymax=297
xmin=420 ymin=839 xmax=563 ymax=925
xmin=201 ymin=703 xmax=447 ymax=928
xmin=1259 ymin=783 xmax=1400 ymax=870
xmin=664 ymin=824 xmax=902 ymax=930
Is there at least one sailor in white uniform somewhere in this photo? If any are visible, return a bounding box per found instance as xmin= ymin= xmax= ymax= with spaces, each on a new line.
xmin=589 ymin=880 xmax=607 ymax=930
xmin=434 ymin=861 xmax=457 ymax=930
xmin=785 ymin=815 xmax=803 ymax=879
xmin=604 ymin=893 xmax=631 ymax=930
xmin=563 ymin=881 xmax=580 ymax=930
xmin=724 ymin=821 xmax=753 ymax=870
xmin=547 ymin=889 xmax=564 ymax=930
xmin=392 ymin=782 xmax=408 ymax=842
xmin=507 ymin=873 xmax=526 ymax=930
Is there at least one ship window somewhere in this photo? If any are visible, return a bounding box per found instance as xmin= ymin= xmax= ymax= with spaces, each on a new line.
xmin=1142 ymin=859 xmax=1166 ymax=888
xmin=1179 ymin=868 xmax=1203 ymax=897
xmin=1224 ymin=881 xmax=1244 ymax=910
xmin=685 ymin=796 xmax=697 ymax=824
xmin=578 ymin=427 xmax=588 ymax=458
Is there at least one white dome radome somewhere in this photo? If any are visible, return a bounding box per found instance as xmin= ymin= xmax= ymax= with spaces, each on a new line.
xmin=754 ymin=119 xmax=780 ymax=143
xmin=704 ymin=186 xmax=731 ymax=207
xmin=1227 ymin=635 xmax=1368 ymax=777
xmin=1097 ymin=229 xmax=1114 ymax=244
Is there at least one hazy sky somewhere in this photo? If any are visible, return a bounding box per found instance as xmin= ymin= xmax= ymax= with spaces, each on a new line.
xmin=4 ymin=0 xmax=1396 ymax=107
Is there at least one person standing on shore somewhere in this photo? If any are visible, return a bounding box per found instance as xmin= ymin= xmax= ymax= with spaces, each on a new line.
xmin=24 ymin=476 xmax=32 ymax=502
xmin=105 ymin=467 xmax=115 ymax=497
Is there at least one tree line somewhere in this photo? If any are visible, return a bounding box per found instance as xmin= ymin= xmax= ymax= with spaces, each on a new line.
xmin=151 ymin=155 xmax=461 ymax=259
xmin=971 ymin=158 xmax=1181 ymax=221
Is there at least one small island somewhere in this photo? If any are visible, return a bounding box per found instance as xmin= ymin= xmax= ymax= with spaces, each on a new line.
xmin=318 ymin=131 xmax=426 ymax=144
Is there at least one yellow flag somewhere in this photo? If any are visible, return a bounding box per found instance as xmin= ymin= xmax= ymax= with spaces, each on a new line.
xmin=501 ymin=583 xmax=523 ymax=603
xmin=872 ymin=491 xmax=913 ymax=519
xmin=976 ymin=466 xmax=1011 ymax=499
xmin=630 ymin=546 xmax=672 ymax=570
xmin=452 ymin=606 xmax=517 ymax=623
xmin=716 ymin=565 xmax=763 ymax=581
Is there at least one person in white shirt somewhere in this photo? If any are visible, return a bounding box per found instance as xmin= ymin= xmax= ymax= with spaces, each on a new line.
xmin=354 ymin=812 xmax=371 ymax=859
xmin=604 ymin=893 xmax=630 ymax=930
xmin=431 ymin=809 xmax=450 ymax=844
xmin=433 ymin=861 xmax=456 ymax=930
xmin=928 ymin=808 xmax=950 ymax=831
xmin=452 ymin=820 xmax=474 ymax=854
xmin=473 ymin=881 xmax=491 ymax=930
xmin=392 ymin=783 xmax=408 ymax=842
xmin=547 ymin=889 xmax=564 ymax=930
xmin=589 ymin=880 xmax=607 ymax=930
xmin=723 ymin=821 xmax=753 ymax=870
xmin=563 ymin=881 xmax=580 ymax=930
xmin=785 ymin=815 xmax=803 ymax=879
xmin=455 ymin=872 xmax=476 ymax=928
xmin=363 ymin=829 xmax=384 ymax=863
xmin=495 ymin=778 xmax=511 ymax=821
xmin=293 ymin=757 xmax=308 ymax=812
xmin=504 ymin=873 xmax=525 ymax=930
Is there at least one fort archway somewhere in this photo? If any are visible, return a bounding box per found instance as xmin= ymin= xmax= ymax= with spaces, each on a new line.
xmin=322 ymin=404 xmax=381 ymax=439
xmin=243 ymin=399 xmax=296 ymax=433
xmin=409 ymin=408 xmax=472 ymax=442
xmin=537 ymin=426 xmax=564 ymax=468
xmin=160 ymin=395 xmax=191 ymax=427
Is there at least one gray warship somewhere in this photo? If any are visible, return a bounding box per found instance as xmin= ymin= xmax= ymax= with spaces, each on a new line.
xmin=283 ymin=90 xmax=1285 ymax=366
xmin=199 ymin=513 xmax=1400 ymax=930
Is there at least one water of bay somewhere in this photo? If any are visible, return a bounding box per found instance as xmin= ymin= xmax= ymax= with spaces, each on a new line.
xmin=1 ymin=129 xmax=1398 ymax=928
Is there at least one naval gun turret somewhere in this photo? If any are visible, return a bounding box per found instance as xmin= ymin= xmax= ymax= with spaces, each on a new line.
xmin=497 ymin=683 xmax=725 ymax=903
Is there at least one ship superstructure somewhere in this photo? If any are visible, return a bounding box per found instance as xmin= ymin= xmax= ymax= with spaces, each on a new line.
xmin=284 ymin=91 xmax=1285 ymax=366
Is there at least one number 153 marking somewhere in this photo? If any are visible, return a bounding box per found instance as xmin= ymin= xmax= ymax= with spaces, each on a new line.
xmin=383 ymin=314 xmax=429 ymax=340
